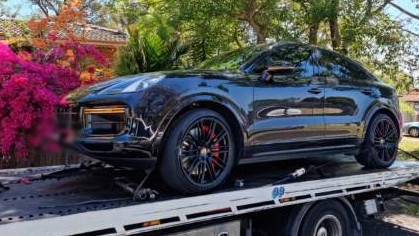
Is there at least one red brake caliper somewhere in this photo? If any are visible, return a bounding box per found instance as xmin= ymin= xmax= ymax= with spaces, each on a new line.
xmin=203 ymin=125 xmax=220 ymax=167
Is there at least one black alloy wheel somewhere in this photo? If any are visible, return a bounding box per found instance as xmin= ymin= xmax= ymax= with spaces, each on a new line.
xmin=160 ymin=109 xmax=236 ymax=194
xmin=372 ymin=117 xmax=398 ymax=161
xmin=355 ymin=113 xmax=399 ymax=168
xmin=179 ymin=117 xmax=230 ymax=186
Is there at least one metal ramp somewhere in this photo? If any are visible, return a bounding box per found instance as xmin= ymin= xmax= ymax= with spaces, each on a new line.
xmin=0 ymin=159 xmax=417 ymax=236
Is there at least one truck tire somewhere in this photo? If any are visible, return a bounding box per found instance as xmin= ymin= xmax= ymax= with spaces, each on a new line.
xmin=269 ymin=199 xmax=360 ymax=236
xmin=299 ymin=200 xmax=359 ymax=236
xmin=355 ymin=113 xmax=398 ymax=168
xmin=160 ymin=109 xmax=236 ymax=195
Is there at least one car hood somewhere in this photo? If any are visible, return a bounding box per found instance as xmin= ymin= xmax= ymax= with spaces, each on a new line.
xmin=64 ymin=70 xmax=245 ymax=104
xmin=64 ymin=73 xmax=155 ymax=102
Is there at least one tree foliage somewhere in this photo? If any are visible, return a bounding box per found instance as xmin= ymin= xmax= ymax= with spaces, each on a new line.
xmin=27 ymin=0 xmax=110 ymax=84
xmin=109 ymin=0 xmax=418 ymax=94
xmin=114 ymin=14 xmax=190 ymax=75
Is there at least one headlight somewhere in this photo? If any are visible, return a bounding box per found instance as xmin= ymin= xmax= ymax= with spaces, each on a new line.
xmin=98 ymin=75 xmax=164 ymax=95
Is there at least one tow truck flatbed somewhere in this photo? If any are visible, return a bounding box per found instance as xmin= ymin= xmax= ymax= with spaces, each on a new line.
xmin=0 ymin=157 xmax=418 ymax=236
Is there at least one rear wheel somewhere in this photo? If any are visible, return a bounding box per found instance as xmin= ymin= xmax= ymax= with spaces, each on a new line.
xmin=269 ymin=200 xmax=360 ymax=236
xmin=409 ymin=127 xmax=419 ymax=137
xmin=355 ymin=113 xmax=399 ymax=168
xmin=160 ymin=109 xmax=236 ymax=194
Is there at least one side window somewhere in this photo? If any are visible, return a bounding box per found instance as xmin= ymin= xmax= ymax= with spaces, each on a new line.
xmin=253 ymin=45 xmax=317 ymax=82
xmin=316 ymin=49 xmax=369 ymax=82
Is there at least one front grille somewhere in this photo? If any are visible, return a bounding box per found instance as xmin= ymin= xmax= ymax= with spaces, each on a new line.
xmin=56 ymin=107 xmax=81 ymax=130
xmin=83 ymin=106 xmax=128 ymax=136
xmin=80 ymin=142 xmax=114 ymax=152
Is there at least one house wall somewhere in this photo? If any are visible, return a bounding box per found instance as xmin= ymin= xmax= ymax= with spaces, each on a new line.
xmin=402 ymin=102 xmax=419 ymax=123
xmin=0 ymin=150 xmax=86 ymax=169
xmin=413 ymin=70 xmax=419 ymax=88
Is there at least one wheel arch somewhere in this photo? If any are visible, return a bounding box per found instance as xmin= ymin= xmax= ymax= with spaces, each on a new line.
xmin=152 ymin=95 xmax=246 ymax=160
xmin=363 ymin=106 xmax=401 ymax=139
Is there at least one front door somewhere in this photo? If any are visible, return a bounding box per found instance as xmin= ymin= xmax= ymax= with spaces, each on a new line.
xmin=250 ymin=45 xmax=325 ymax=159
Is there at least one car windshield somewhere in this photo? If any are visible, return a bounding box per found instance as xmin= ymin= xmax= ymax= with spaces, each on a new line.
xmin=198 ymin=44 xmax=267 ymax=71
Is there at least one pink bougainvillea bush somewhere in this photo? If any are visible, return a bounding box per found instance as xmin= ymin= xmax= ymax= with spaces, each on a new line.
xmin=0 ymin=41 xmax=107 ymax=157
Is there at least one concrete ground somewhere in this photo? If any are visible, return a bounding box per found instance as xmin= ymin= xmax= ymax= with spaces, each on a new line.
xmin=362 ymin=194 xmax=419 ymax=235
xmin=362 ymin=217 xmax=419 ymax=236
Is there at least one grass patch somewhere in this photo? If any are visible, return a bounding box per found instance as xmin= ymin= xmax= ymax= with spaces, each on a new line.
xmin=398 ymin=137 xmax=419 ymax=161
xmin=403 ymin=204 xmax=419 ymax=217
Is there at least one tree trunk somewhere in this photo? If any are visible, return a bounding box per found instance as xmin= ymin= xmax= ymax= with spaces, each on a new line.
xmin=238 ymin=14 xmax=267 ymax=43
xmin=328 ymin=0 xmax=341 ymax=51
xmin=329 ymin=19 xmax=341 ymax=51
xmin=256 ymin=34 xmax=265 ymax=43
xmin=256 ymin=27 xmax=267 ymax=44
xmin=236 ymin=0 xmax=267 ymax=44
xmin=341 ymin=38 xmax=349 ymax=55
xmin=309 ymin=23 xmax=319 ymax=44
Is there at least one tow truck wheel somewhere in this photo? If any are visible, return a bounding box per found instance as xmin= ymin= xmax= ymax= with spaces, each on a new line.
xmin=299 ymin=200 xmax=356 ymax=236
xmin=160 ymin=108 xmax=236 ymax=195
xmin=355 ymin=113 xmax=398 ymax=168
xmin=409 ymin=127 xmax=419 ymax=137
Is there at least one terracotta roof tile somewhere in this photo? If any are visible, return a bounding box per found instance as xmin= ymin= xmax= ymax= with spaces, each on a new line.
xmin=0 ymin=18 xmax=29 ymax=38
xmin=401 ymin=88 xmax=419 ymax=102
xmin=0 ymin=18 xmax=128 ymax=44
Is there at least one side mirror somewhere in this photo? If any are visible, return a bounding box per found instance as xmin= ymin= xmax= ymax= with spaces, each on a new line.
xmin=259 ymin=65 xmax=294 ymax=83
xmin=259 ymin=69 xmax=273 ymax=83
xmin=266 ymin=65 xmax=294 ymax=74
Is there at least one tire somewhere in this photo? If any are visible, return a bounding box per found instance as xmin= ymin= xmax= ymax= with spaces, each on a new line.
xmin=159 ymin=108 xmax=236 ymax=194
xmin=299 ymin=200 xmax=357 ymax=236
xmin=409 ymin=127 xmax=419 ymax=138
xmin=355 ymin=113 xmax=399 ymax=168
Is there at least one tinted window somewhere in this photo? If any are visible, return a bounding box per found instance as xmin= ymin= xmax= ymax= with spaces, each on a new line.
xmin=253 ymin=45 xmax=317 ymax=80
xmin=316 ymin=49 xmax=370 ymax=81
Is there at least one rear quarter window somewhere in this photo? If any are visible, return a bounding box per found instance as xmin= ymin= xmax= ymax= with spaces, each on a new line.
xmin=317 ymin=49 xmax=372 ymax=81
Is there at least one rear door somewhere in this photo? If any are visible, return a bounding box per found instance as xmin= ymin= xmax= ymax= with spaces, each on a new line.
xmin=315 ymin=49 xmax=376 ymax=147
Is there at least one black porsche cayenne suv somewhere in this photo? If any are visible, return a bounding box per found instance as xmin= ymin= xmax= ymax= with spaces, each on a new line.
xmin=61 ymin=42 xmax=402 ymax=194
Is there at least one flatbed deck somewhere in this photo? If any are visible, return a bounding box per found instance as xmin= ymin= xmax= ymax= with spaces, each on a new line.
xmin=0 ymin=156 xmax=417 ymax=235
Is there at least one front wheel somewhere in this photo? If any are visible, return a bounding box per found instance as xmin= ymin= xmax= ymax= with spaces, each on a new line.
xmin=160 ymin=109 xmax=236 ymax=194
xmin=355 ymin=113 xmax=399 ymax=168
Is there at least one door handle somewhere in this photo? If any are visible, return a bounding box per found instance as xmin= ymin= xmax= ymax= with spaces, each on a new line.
xmin=308 ymin=88 xmax=322 ymax=94
xmin=361 ymin=88 xmax=373 ymax=95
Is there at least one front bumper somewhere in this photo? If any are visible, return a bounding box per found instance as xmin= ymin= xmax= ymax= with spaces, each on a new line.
xmin=74 ymin=138 xmax=157 ymax=170
xmin=58 ymin=100 xmax=160 ymax=170
xmin=74 ymin=134 xmax=157 ymax=170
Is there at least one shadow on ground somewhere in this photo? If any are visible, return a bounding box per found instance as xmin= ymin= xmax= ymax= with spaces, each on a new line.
xmin=361 ymin=218 xmax=419 ymax=236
